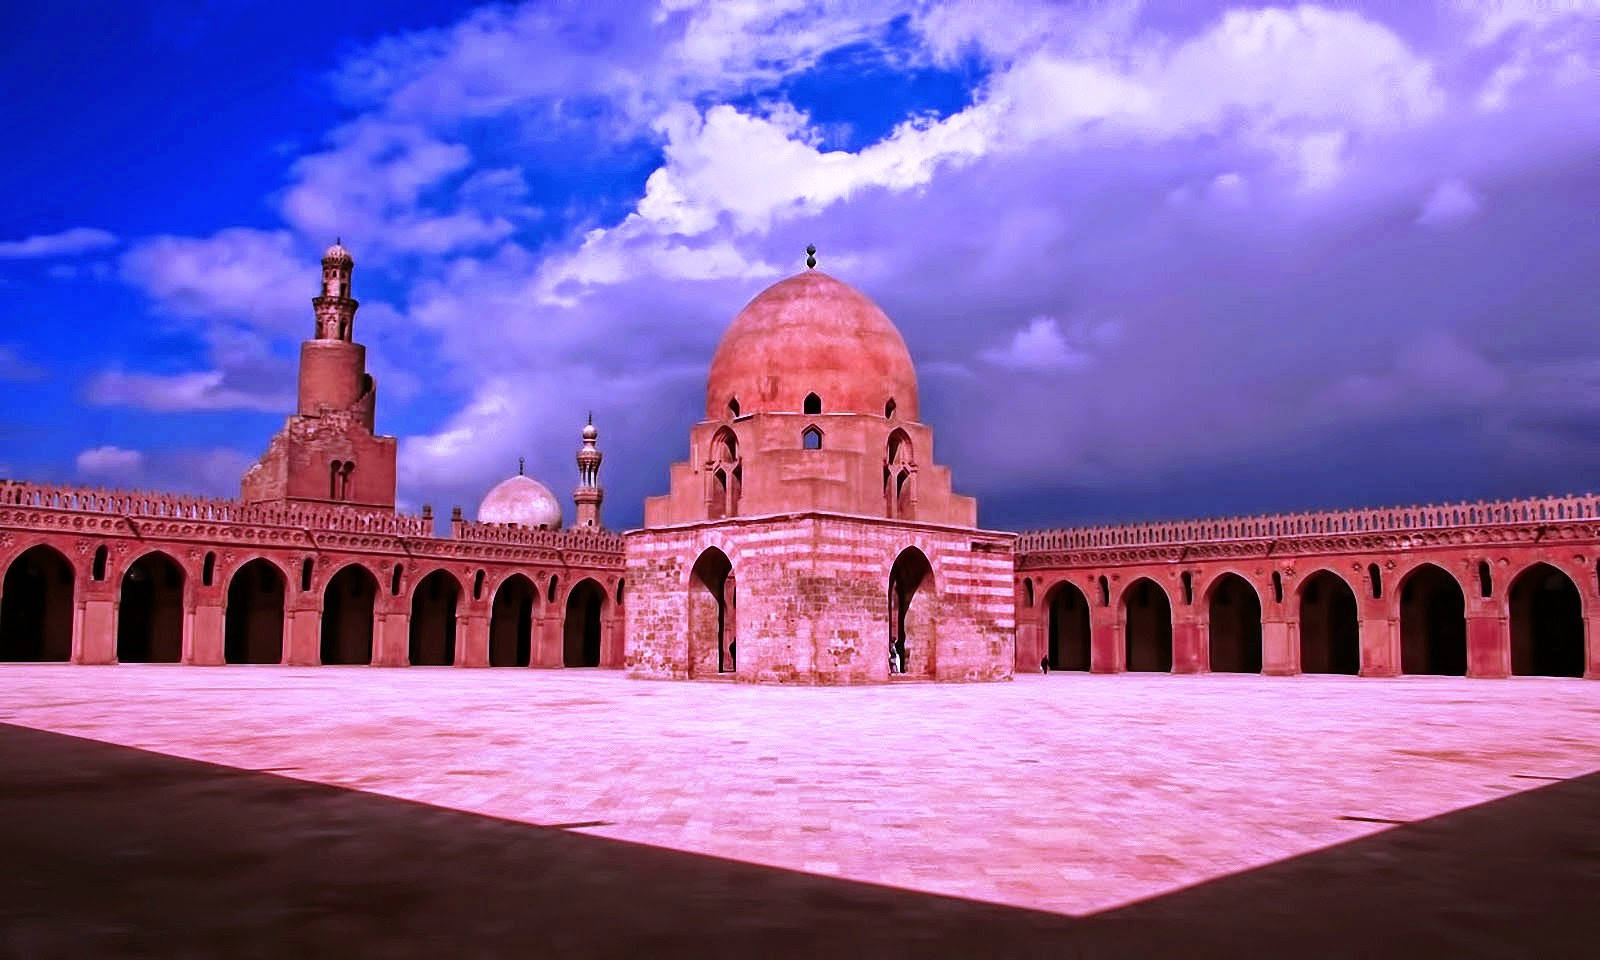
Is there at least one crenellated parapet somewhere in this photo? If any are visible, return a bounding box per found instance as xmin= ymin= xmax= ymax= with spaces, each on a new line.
xmin=1017 ymin=493 xmax=1600 ymax=560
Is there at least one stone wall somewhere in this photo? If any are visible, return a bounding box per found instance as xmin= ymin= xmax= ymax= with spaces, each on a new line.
xmin=625 ymin=512 xmax=1014 ymax=684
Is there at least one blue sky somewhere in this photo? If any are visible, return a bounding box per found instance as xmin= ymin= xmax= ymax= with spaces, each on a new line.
xmin=1 ymin=0 xmax=1597 ymax=531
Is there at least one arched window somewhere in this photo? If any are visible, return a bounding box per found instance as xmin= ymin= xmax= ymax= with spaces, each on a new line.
xmin=803 ymin=392 xmax=822 ymax=415
xmin=473 ymin=569 xmax=485 ymax=601
xmin=1181 ymin=571 xmax=1193 ymax=605
xmin=727 ymin=397 xmax=740 ymax=418
xmin=391 ymin=564 xmax=403 ymax=596
xmin=547 ymin=575 xmax=559 ymax=604
xmin=802 ymin=426 xmax=823 ymax=450
xmin=885 ymin=398 xmax=897 ymax=420
xmin=1368 ymin=563 xmax=1382 ymax=599
xmin=329 ymin=460 xmax=342 ymax=499
xmin=1477 ymin=561 xmax=1492 ymax=598
xmin=300 ymin=557 xmax=313 ymax=592
xmin=1272 ymin=571 xmax=1284 ymax=603
xmin=1023 ymin=578 xmax=1034 ymax=606
xmin=92 ymin=545 xmax=108 ymax=582
xmin=616 ymin=579 xmax=625 ymax=606
xmin=202 ymin=552 xmax=216 ymax=587
xmin=1098 ymin=575 xmax=1110 ymax=607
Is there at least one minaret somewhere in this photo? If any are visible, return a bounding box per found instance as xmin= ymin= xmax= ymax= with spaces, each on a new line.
xmin=298 ymin=240 xmax=376 ymax=431
xmin=574 ymin=414 xmax=604 ymax=529
xmin=241 ymin=240 xmax=396 ymax=510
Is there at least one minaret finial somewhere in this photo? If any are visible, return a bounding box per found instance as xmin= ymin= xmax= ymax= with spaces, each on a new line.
xmin=805 ymin=243 xmax=817 ymax=269
xmin=587 ymin=410 xmax=593 ymax=425
xmin=517 ymin=456 xmax=524 ymax=476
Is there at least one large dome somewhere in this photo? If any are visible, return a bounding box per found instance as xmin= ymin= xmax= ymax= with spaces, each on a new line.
xmin=477 ymin=474 xmax=563 ymax=530
xmin=706 ymin=271 xmax=918 ymax=421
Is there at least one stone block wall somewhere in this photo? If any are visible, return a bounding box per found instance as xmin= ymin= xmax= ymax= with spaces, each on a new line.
xmin=625 ymin=512 xmax=1014 ymax=684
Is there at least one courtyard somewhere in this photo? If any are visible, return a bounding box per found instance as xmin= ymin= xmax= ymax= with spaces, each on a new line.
xmin=1 ymin=666 xmax=1596 ymax=955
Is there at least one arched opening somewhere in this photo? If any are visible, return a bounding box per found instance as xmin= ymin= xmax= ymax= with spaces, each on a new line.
xmin=1206 ymin=573 xmax=1262 ymax=673
xmin=117 ymin=552 xmax=185 ymax=663
xmin=885 ymin=429 xmax=914 ymax=520
xmin=92 ymin=545 xmax=107 ymax=581
xmin=224 ymin=559 xmax=284 ymax=664
xmin=1022 ymin=578 xmax=1034 ymax=607
xmin=885 ymin=398 xmax=897 ymax=420
xmin=473 ymin=569 xmax=485 ymax=601
xmin=688 ymin=548 xmax=734 ymax=676
xmin=202 ymin=552 xmax=216 ymax=586
xmin=1299 ymin=571 xmax=1359 ymax=675
xmin=1508 ymin=563 xmax=1584 ymax=677
xmin=1122 ymin=578 xmax=1172 ymax=672
xmin=489 ymin=574 xmax=536 ymax=667
xmin=889 ymin=547 xmax=935 ymax=677
xmin=409 ymin=570 xmax=460 ymax=666
xmin=321 ymin=565 xmax=377 ymax=665
xmin=1045 ymin=581 xmax=1091 ymax=671
xmin=1477 ymin=561 xmax=1492 ymax=599
xmin=1368 ymin=564 xmax=1382 ymax=599
xmin=300 ymin=557 xmax=313 ymax=592
xmin=563 ymin=579 xmax=606 ymax=667
xmin=1399 ymin=564 xmax=1467 ymax=676
xmin=0 ymin=545 xmax=74 ymax=661
xmin=802 ymin=426 xmax=823 ymax=450
xmin=803 ymin=392 xmax=822 ymax=415
xmin=1180 ymin=571 xmax=1193 ymax=605
xmin=727 ymin=396 xmax=740 ymax=418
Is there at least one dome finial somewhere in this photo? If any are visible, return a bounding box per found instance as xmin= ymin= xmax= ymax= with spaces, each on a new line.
xmin=517 ymin=456 xmax=524 ymax=476
xmin=805 ymin=243 xmax=817 ymax=269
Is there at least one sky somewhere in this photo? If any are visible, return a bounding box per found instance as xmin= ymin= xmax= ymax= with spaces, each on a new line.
xmin=1 ymin=0 xmax=1597 ymax=532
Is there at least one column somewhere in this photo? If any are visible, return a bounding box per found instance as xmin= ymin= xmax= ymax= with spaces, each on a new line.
xmin=456 ymin=610 xmax=489 ymax=667
xmin=1261 ymin=618 xmax=1295 ymax=675
xmin=373 ymin=610 xmax=410 ymax=666
xmin=1465 ymin=613 xmax=1510 ymax=678
xmin=187 ymin=601 xmax=224 ymax=665
xmin=1359 ymin=616 xmax=1399 ymax=677
xmin=284 ymin=604 xmax=322 ymax=665
xmin=1171 ymin=611 xmax=1205 ymax=673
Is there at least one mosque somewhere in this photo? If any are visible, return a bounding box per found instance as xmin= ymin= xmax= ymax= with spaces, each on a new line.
xmin=0 ymin=243 xmax=1595 ymax=681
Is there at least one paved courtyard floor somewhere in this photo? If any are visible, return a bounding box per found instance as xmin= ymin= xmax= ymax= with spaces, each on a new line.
xmin=1 ymin=666 xmax=1597 ymax=955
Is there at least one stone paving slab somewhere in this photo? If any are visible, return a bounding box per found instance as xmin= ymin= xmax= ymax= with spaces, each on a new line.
xmin=0 ymin=665 xmax=1596 ymax=917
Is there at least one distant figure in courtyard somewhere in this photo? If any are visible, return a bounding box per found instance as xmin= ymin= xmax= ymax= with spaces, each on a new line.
xmin=1041 ymin=657 xmax=1050 ymax=674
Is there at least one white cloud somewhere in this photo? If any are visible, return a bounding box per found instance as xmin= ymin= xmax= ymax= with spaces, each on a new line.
xmin=1416 ymin=178 xmax=1482 ymax=226
xmin=76 ymin=445 xmax=145 ymax=481
xmin=0 ymin=227 xmax=117 ymax=259
xmin=120 ymin=228 xmax=308 ymax=334
xmin=981 ymin=316 xmax=1118 ymax=372
xmin=86 ymin=370 xmax=290 ymax=413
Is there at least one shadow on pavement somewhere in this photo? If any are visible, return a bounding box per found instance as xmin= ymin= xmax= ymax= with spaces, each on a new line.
xmin=0 ymin=723 xmax=1594 ymax=958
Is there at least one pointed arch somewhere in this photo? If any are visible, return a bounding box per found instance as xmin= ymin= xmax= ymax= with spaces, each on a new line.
xmin=0 ymin=544 xmax=74 ymax=661
xmin=1297 ymin=569 xmax=1359 ymax=675
xmin=1508 ymin=563 xmax=1584 ymax=677
xmin=117 ymin=551 xmax=185 ymax=663
xmin=224 ymin=558 xmax=286 ymax=664
xmin=321 ymin=563 xmax=377 ymax=665
xmin=889 ymin=546 xmax=936 ymax=678
xmin=562 ymin=578 xmax=607 ymax=667
xmin=409 ymin=569 xmax=461 ymax=666
xmin=802 ymin=425 xmax=823 ymax=450
xmin=1121 ymin=577 xmax=1172 ymax=672
xmin=1043 ymin=580 xmax=1091 ymax=672
xmin=1204 ymin=572 xmax=1262 ymax=673
xmin=803 ymin=392 xmax=822 ymax=415
xmin=489 ymin=574 xmax=537 ymax=667
xmin=688 ymin=547 xmax=734 ymax=677
xmin=1399 ymin=563 xmax=1466 ymax=676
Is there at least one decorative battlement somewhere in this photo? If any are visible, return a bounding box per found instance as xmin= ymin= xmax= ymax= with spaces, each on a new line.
xmin=1016 ymin=493 xmax=1600 ymax=553
xmin=451 ymin=518 xmax=625 ymax=552
xmin=0 ymin=480 xmax=430 ymax=536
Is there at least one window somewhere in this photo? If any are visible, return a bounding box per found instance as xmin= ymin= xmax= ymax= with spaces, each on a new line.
xmin=803 ymin=393 xmax=822 ymax=415
xmin=1023 ymin=578 xmax=1034 ymax=606
xmin=391 ymin=564 xmax=403 ymax=596
xmin=1098 ymin=576 xmax=1110 ymax=607
xmin=202 ymin=552 xmax=216 ymax=587
xmin=547 ymin=575 xmax=559 ymax=603
xmin=301 ymin=558 xmax=313 ymax=592
xmin=885 ymin=398 xmax=897 ymax=420
xmin=727 ymin=397 xmax=740 ymax=418
xmin=1477 ymin=561 xmax=1492 ymax=598
xmin=802 ymin=426 xmax=823 ymax=450
xmin=474 ymin=569 xmax=485 ymax=601
xmin=1272 ymin=571 xmax=1284 ymax=603
xmin=92 ymin=545 xmax=108 ymax=581
xmin=1181 ymin=571 xmax=1193 ymax=605
xmin=1368 ymin=563 xmax=1382 ymax=599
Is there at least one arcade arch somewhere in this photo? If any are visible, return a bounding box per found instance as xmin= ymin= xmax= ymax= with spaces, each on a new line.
xmin=1298 ymin=570 xmax=1360 ymax=675
xmin=224 ymin=558 xmax=285 ymax=664
xmin=1508 ymin=563 xmax=1585 ymax=677
xmin=1205 ymin=573 xmax=1262 ymax=674
xmin=489 ymin=574 xmax=537 ymax=667
xmin=117 ymin=551 xmax=185 ymax=663
xmin=1122 ymin=578 xmax=1172 ymax=672
xmin=321 ymin=564 xmax=377 ymax=665
xmin=409 ymin=570 xmax=461 ymax=666
xmin=1044 ymin=580 xmax=1091 ymax=671
xmin=1399 ymin=564 xmax=1467 ymax=676
xmin=563 ymin=579 xmax=606 ymax=668
xmin=0 ymin=545 xmax=74 ymax=661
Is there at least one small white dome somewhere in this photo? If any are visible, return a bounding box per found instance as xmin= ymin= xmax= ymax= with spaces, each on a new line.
xmin=477 ymin=474 xmax=562 ymax=529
